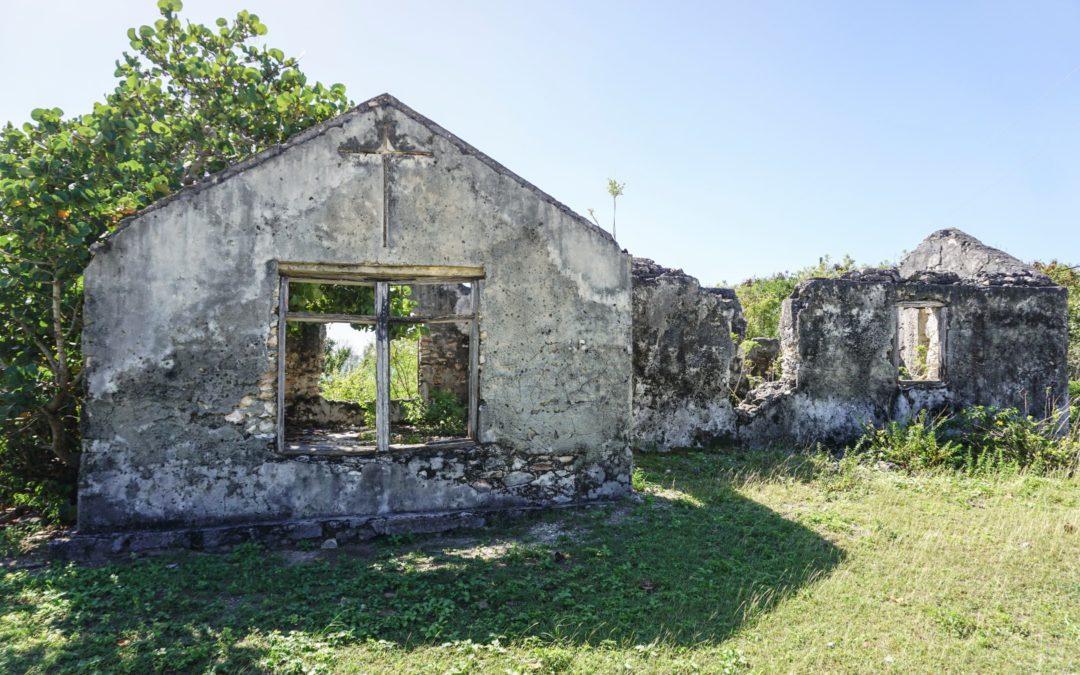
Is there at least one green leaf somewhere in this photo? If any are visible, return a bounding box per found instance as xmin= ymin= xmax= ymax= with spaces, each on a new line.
xmin=0 ymin=0 xmax=354 ymax=504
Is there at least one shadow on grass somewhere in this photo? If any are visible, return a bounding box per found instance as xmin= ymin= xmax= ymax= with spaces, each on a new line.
xmin=0 ymin=451 xmax=843 ymax=672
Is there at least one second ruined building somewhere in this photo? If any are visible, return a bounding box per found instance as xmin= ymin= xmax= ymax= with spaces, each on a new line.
xmin=632 ymin=228 xmax=1071 ymax=450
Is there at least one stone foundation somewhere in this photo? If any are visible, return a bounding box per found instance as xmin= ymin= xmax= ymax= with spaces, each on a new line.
xmin=50 ymin=510 xmax=489 ymax=563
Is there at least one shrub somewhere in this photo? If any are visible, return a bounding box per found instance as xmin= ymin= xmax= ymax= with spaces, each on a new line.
xmin=852 ymin=410 xmax=964 ymax=471
xmin=0 ymin=434 xmax=76 ymax=524
xmin=948 ymin=406 xmax=1075 ymax=473
xmin=1034 ymin=261 xmax=1079 ymax=380
xmin=727 ymin=255 xmax=858 ymax=339
xmin=404 ymin=389 xmax=467 ymax=437
xmin=0 ymin=1 xmax=351 ymax=522
xmin=852 ymin=406 xmax=1078 ymax=474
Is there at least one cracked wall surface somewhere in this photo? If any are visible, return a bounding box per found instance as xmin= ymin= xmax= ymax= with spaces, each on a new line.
xmin=632 ymin=230 xmax=1070 ymax=450
xmin=79 ymin=95 xmax=632 ymax=532
xmin=631 ymin=258 xmax=744 ymax=449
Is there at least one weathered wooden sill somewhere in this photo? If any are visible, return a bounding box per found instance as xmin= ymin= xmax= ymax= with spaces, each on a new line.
xmin=280 ymin=438 xmax=479 ymax=457
xmin=897 ymin=380 xmax=947 ymax=390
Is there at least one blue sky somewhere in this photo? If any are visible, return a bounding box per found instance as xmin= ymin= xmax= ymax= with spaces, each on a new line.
xmin=3 ymin=1 xmax=1079 ymax=284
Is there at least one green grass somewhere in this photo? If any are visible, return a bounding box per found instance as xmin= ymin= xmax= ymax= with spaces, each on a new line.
xmin=1 ymin=450 xmax=1078 ymax=673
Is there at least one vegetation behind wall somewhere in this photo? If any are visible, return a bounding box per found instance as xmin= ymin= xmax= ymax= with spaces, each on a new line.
xmin=725 ymin=255 xmax=858 ymax=339
xmin=1035 ymin=261 xmax=1080 ymax=382
xmin=733 ymin=258 xmax=1079 ymax=391
xmin=0 ymin=0 xmax=351 ymax=520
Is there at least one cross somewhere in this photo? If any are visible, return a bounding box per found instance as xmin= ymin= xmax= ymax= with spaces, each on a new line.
xmin=338 ymin=124 xmax=433 ymax=247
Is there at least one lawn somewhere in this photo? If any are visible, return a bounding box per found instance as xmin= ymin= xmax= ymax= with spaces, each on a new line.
xmin=1 ymin=450 xmax=1078 ymax=673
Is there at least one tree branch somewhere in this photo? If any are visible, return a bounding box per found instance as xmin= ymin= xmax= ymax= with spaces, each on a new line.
xmin=0 ymin=249 xmax=51 ymax=267
xmin=51 ymin=278 xmax=71 ymax=385
xmin=12 ymin=316 xmax=59 ymax=374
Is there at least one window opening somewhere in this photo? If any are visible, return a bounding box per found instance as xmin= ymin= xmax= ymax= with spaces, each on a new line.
xmin=896 ymin=303 xmax=945 ymax=383
xmin=389 ymin=283 xmax=472 ymax=446
xmin=278 ymin=273 xmax=479 ymax=453
xmin=282 ymin=282 xmax=377 ymax=452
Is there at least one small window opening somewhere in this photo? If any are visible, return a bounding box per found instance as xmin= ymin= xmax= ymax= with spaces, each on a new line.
xmin=279 ymin=274 xmax=479 ymax=454
xmin=896 ymin=303 xmax=945 ymax=384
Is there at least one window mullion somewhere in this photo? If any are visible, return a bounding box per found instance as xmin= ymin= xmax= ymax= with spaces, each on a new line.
xmin=468 ymin=282 xmax=481 ymax=439
xmin=375 ymin=281 xmax=390 ymax=451
xmin=277 ymin=275 xmax=289 ymax=453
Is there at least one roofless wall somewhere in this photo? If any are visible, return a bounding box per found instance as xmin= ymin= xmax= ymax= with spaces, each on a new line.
xmin=79 ymin=95 xmax=633 ymax=532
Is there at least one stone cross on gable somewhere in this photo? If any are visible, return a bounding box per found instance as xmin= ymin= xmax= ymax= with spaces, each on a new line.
xmin=338 ymin=124 xmax=433 ymax=247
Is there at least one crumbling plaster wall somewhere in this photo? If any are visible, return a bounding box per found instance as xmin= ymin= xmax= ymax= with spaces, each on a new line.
xmin=736 ymin=276 xmax=899 ymax=445
xmin=631 ymin=258 xmax=744 ymax=449
xmin=80 ymin=96 xmax=632 ymax=532
xmin=631 ymin=236 xmax=1069 ymax=450
xmin=918 ymin=281 xmax=1069 ymax=416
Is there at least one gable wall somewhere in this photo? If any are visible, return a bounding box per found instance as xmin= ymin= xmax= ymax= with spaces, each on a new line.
xmin=79 ymin=104 xmax=632 ymax=532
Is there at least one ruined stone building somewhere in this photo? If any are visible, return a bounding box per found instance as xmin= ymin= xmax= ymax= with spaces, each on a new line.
xmin=633 ymin=229 xmax=1071 ymax=449
xmin=78 ymin=94 xmax=1068 ymax=540
xmin=79 ymin=94 xmax=632 ymax=534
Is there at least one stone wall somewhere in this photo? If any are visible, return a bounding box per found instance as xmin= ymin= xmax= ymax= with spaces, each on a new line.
xmin=285 ymin=323 xmax=324 ymax=400
xmin=631 ymin=258 xmax=744 ymax=449
xmin=282 ymin=322 xmax=369 ymax=428
xmin=79 ymin=95 xmax=632 ymax=533
xmin=631 ymin=230 xmax=1070 ymax=450
xmin=412 ymin=283 xmax=471 ymax=404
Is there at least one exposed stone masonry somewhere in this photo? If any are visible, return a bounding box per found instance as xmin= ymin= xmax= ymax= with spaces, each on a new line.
xmin=632 ymin=229 xmax=1070 ymax=449
xmin=285 ymin=323 xmax=325 ymax=400
xmin=284 ymin=322 xmax=368 ymax=428
xmin=631 ymin=258 xmax=744 ymax=450
xmin=412 ymin=283 xmax=471 ymax=405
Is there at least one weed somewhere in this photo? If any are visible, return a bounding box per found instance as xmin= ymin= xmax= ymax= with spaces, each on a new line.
xmin=929 ymin=607 xmax=979 ymax=639
xmin=851 ymin=406 xmax=1078 ymax=474
xmin=0 ymin=518 xmax=45 ymax=557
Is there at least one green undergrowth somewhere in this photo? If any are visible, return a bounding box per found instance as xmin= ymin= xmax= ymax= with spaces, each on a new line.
xmin=851 ymin=406 xmax=1079 ymax=475
xmin=2 ymin=449 xmax=1078 ymax=673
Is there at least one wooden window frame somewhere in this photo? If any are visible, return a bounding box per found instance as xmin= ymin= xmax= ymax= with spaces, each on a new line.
xmin=276 ymin=263 xmax=483 ymax=453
